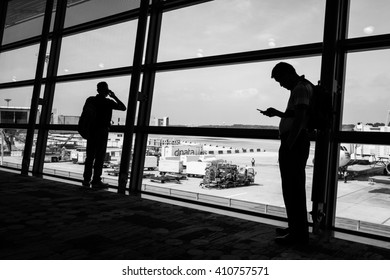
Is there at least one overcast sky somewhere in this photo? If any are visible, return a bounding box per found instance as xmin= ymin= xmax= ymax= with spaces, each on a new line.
xmin=1 ymin=0 xmax=390 ymax=127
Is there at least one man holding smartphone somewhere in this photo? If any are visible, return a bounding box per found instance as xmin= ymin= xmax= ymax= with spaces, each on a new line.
xmin=260 ymin=62 xmax=313 ymax=246
xmin=82 ymin=81 xmax=126 ymax=189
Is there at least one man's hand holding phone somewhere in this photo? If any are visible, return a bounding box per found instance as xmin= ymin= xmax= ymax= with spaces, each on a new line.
xmin=258 ymin=107 xmax=279 ymax=117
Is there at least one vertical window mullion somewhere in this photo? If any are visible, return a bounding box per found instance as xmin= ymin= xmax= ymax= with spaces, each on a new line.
xmin=21 ymin=0 xmax=55 ymax=175
xmin=32 ymin=0 xmax=67 ymax=176
xmin=118 ymin=0 xmax=150 ymax=194
xmin=130 ymin=0 xmax=163 ymax=192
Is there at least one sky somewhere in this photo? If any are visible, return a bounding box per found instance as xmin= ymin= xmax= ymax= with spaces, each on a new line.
xmin=1 ymin=0 xmax=390 ymax=127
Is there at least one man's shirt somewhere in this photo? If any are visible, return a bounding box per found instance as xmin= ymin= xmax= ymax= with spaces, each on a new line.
xmin=279 ymin=76 xmax=313 ymax=136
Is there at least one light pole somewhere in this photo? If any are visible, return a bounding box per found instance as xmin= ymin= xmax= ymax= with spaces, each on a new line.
xmin=0 ymin=129 xmax=4 ymax=165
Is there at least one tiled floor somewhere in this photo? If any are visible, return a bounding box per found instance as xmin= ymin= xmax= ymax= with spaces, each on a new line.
xmin=0 ymin=169 xmax=389 ymax=260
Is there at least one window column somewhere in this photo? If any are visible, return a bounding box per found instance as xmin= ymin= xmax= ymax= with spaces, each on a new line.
xmin=31 ymin=0 xmax=67 ymax=176
xmin=21 ymin=0 xmax=55 ymax=175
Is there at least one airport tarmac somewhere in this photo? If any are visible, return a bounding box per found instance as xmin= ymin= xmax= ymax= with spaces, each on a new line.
xmin=2 ymin=152 xmax=390 ymax=235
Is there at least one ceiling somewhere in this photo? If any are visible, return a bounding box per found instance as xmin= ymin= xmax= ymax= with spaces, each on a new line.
xmin=5 ymin=0 xmax=89 ymax=27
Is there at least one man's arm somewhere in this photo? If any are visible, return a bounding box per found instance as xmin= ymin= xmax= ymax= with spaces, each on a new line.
xmin=108 ymin=90 xmax=126 ymax=111
xmin=261 ymin=107 xmax=293 ymax=118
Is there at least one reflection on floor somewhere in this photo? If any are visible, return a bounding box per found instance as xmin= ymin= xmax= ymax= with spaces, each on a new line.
xmin=0 ymin=169 xmax=389 ymax=260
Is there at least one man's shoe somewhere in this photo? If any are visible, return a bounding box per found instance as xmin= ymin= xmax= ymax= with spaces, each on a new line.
xmin=275 ymin=233 xmax=308 ymax=246
xmin=91 ymin=181 xmax=109 ymax=189
xmin=275 ymin=227 xmax=289 ymax=236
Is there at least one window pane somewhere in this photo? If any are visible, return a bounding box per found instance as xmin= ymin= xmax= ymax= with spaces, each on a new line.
xmin=0 ymin=128 xmax=28 ymax=170
xmin=348 ymin=0 xmax=390 ymax=38
xmin=64 ymin=0 xmax=140 ymax=28
xmin=342 ymin=50 xmax=390 ymax=130
xmin=141 ymin=135 xmax=315 ymax=218
xmin=58 ymin=21 xmax=137 ymax=75
xmin=151 ymin=58 xmax=321 ymax=127
xmin=337 ymin=143 xmax=390 ymax=238
xmin=42 ymin=129 xmax=126 ymax=188
xmin=3 ymin=0 xmax=49 ymax=45
xmin=52 ymin=77 xmax=130 ymax=126
xmin=158 ymin=0 xmax=325 ymax=62
xmin=0 ymin=87 xmax=33 ymax=120
xmin=0 ymin=45 xmax=41 ymax=83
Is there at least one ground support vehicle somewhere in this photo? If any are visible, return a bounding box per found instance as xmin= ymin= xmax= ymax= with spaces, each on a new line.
xmin=185 ymin=158 xmax=224 ymax=177
xmin=200 ymin=162 xmax=256 ymax=189
xmin=143 ymin=155 xmax=159 ymax=170
xmin=158 ymin=159 xmax=184 ymax=175
xmin=185 ymin=161 xmax=211 ymax=177
xmin=150 ymin=173 xmax=187 ymax=184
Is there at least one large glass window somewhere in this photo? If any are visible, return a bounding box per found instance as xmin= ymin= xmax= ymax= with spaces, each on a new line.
xmin=152 ymin=58 xmax=321 ymax=127
xmin=336 ymin=143 xmax=390 ymax=238
xmin=52 ymin=77 xmax=130 ymax=125
xmin=342 ymin=50 xmax=390 ymax=130
xmin=141 ymin=135 xmax=315 ymax=218
xmin=348 ymin=0 xmax=390 ymax=38
xmin=158 ymin=0 xmax=325 ymax=62
xmin=64 ymin=0 xmax=140 ymax=28
xmin=58 ymin=21 xmax=137 ymax=76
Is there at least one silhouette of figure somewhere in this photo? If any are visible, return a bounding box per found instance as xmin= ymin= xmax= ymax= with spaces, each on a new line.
xmin=82 ymin=81 xmax=126 ymax=189
xmin=260 ymin=62 xmax=313 ymax=245
xmin=251 ymin=158 xmax=255 ymax=167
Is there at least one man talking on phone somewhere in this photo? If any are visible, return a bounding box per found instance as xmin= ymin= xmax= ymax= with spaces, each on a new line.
xmin=82 ymin=81 xmax=126 ymax=189
xmin=260 ymin=62 xmax=313 ymax=246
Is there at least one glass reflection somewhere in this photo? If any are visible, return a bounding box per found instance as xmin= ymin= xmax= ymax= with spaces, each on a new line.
xmin=3 ymin=0 xmax=47 ymax=45
xmin=64 ymin=0 xmax=140 ymax=28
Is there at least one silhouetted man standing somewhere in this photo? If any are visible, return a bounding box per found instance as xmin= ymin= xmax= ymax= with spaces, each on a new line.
xmin=82 ymin=81 xmax=126 ymax=189
xmin=260 ymin=62 xmax=313 ymax=245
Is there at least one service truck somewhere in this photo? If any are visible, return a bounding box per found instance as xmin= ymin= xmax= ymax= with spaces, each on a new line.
xmin=158 ymin=159 xmax=184 ymax=174
xmin=185 ymin=158 xmax=223 ymax=177
xmin=143 ymin=155 xmax=158 ymax=170
xmin=185 ymin=161 xmax=211 ymax=177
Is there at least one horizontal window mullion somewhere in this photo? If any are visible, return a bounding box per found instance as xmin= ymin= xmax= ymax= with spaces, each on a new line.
xmin=153 ymin=43 xmax=323 ymax=72
xmin=344 ymin=34 xmax=390 ymax=53
xmin=335 ymin=131 xmax=390 ymax=145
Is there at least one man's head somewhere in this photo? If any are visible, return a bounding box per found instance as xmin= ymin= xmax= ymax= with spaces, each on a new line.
xmin=271 ymin=62 xmax=299 ymax=90
xmin=97 ymin=81 xmax=109 ymax=96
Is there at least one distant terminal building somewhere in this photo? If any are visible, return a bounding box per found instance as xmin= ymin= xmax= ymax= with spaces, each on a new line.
xmin=0 ymin=106 xmax=30 ymax=124
xmin=52 ymin=109 xmax=124 ymax=125
xmin=151 ymin=116 xmax=169 ymax=126
xmin=147 ymin=137 xmax=181 ymax=147
xmin=57 ymin=115 xmax=80 ymax=125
